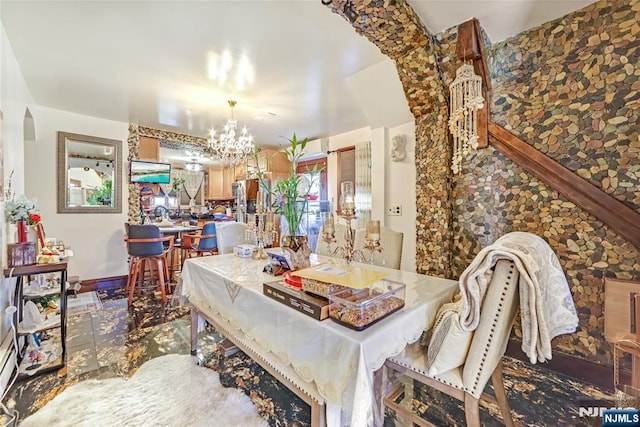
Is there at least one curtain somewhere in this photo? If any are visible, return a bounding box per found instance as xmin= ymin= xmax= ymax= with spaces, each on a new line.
xmin=355 ymin=140 xmax=371 ymax=228
xmin=158 ymin=171 xmax=176 ymax=197
xmin=174 ymin=169 xmax=204 ymax=205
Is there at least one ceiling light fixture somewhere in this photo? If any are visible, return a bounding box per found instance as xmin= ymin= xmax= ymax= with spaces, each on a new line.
xmin=185 ymin=159 xmax=203 ymax=172
xmin=207 ymin=100 xmax=255 ymax=165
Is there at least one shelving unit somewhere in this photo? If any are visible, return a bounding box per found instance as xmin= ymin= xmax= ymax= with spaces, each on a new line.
xmin=3 ymin=263 xmax=68 ymax=380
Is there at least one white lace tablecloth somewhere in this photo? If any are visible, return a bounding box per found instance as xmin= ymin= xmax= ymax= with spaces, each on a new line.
xmin=181 ymin=254 xmax=457 ymax=427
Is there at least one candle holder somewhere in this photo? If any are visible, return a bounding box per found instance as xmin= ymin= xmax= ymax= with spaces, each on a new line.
xmin=246 ymin=211 xmax=277 ymax=260
xmin=330 ymin=214 xmax=364 ymax=265
xmin=361 ymin=219 xmax=383 ymax=263
xmin=320 ymin=185 xmax=384 ymax=266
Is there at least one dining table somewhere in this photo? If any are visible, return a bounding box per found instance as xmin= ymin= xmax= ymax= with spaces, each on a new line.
xmin=180 ymin=253 xmax=458 ymax=427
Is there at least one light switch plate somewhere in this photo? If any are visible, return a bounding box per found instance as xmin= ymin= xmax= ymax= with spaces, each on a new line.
xmin=388 ymin=205 xmax=402 ymax=216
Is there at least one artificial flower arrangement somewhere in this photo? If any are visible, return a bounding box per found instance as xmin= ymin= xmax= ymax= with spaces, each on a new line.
xmin=6 ymin=195 xmax=41 ymax=225
xmin=261 ymin=134 xmax=320 ymax=236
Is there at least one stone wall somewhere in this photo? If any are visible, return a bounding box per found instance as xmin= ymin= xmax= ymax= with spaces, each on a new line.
xmin=441 ymin=0 xmax=640 ymax=365
xmin=330 ymin=0 xmax=640 ymax=365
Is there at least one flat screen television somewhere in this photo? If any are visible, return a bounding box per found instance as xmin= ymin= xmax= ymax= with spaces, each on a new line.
xmin=130 ymin=160 xmax=171 ymax=184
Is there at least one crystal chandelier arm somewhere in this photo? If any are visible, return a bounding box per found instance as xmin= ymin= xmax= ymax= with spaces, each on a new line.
xmin=206 ymin=100 xmax=254 ymax=165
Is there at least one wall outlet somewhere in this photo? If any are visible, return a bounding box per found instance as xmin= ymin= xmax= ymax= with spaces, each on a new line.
xmin=388 ymin=204 xmax=402 ymax=216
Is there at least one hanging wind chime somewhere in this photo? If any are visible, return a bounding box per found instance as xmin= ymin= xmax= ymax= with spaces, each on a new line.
xmin=448 ymin=63 xmax=484 ymax=174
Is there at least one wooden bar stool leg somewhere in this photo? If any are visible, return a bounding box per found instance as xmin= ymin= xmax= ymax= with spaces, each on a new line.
xmin=164 ymin=254 xmax=170 ymax=282
xmin=126 ymin=255 xmax=135 ymax=293
xmin=156 ymin=257 xmax=167 ymax=302
xmin=129 ymin=258 xmax=143 ymax=305
xmin=164 ymin=255 xmax=172 ymax=295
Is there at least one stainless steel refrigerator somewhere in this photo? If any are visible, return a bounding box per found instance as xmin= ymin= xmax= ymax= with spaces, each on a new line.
xmin=233 ymin=178 xmax=269 ymax=223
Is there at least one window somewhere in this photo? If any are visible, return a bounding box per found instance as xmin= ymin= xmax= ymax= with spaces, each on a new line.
xmin=297 ymin=158 xmax=327 ymax=201
xmin=336 ymin=147 xmax=355 ymax=213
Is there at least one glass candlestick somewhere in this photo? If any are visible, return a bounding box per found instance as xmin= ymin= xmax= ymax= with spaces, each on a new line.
xmin=340 ymin=181 xmax=356 ymax=217
xmin=366 ymin=220 xmax=380 ymax=242
xmin=321 ymin=212 xmax=336 ymax=253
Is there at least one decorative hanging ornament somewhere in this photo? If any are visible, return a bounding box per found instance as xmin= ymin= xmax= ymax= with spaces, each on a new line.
xmin=448 ymin=63 xmax=484 ymax=174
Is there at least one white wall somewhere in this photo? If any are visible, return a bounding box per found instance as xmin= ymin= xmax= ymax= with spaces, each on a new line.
xmin=386 ymin=121 xmax=416 ymax=273
xmin=0 ymin=20 xmax=36 ymax=395
xmin=322 ymin=123 xmax=417 ymax=272
xmin=25 ymin=106 xmax=130 ymax=281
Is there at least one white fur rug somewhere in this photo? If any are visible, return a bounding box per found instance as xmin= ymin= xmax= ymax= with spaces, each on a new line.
xmin=21 ymin=354 xmax=268 ymax=427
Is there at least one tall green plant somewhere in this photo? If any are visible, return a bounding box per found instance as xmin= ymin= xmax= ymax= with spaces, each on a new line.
xmin=269 ymin=134 xmax=320 ymax=235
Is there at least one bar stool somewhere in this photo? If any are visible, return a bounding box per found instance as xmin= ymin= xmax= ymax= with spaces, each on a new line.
xmin=182 ymin=221 xmax=218 ymax=262
xmin=125 ymin=224 xmax=174 ymax=305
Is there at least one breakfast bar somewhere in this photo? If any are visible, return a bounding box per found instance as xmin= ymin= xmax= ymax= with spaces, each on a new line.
xmin=180 ymin=254 xmax=458 ymax=427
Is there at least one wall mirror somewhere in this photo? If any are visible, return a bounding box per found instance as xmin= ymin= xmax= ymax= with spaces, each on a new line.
xmin=57 ymin=131 xmax=122 ymax=213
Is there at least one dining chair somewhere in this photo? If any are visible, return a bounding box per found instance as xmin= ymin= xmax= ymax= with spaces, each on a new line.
xmin=125 ymin=224 xmax=174 ymax=305
xmin=216 ymin=222 xmax=251 ymax=254
xmin=354 ymin=225 xmax=404 ymax=269
xmin=382 ymin=259 xmax=519 ymax=426
xmin=182 ymin=221 xmax=218 ymax=259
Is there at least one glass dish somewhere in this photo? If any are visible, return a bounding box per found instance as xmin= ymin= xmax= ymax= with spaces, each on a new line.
xmin=328 ymin=279 xmax=406 ymax=330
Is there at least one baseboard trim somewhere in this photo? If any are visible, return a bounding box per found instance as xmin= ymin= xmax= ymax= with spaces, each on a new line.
xmin=506 ymin=339 xmax=614 ymax=391
xmin=80 ymin=275 xmax=127 ymax=293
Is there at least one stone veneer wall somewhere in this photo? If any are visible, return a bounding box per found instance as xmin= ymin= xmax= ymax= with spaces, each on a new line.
xmin=443 ymin=0 xmax=639 ymax=365
xmin=326 ymin=0 xmax=454 ymax=277
xmin=330 ymin=0 xmax=640 ymax=365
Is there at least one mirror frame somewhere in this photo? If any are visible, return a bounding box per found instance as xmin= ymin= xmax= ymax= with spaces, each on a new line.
xmin=57 ymin=131 xmax=123 ymax=214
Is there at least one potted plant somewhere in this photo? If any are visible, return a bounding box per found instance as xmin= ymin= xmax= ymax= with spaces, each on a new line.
xmin=266 ymin=134 xmax=320 ymax=269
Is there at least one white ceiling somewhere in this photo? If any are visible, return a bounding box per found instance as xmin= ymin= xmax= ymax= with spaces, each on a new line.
xmin=2 ymin=0 xmax=595 ymax=154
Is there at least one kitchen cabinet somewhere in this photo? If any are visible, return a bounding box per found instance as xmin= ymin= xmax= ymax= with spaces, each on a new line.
xmin=223 ymin=166 xmax=234 ymax=198
xmin=208 ymin=167 xmax=225 ymax=199
xmin=208 ymin=166 xmax=235 ymax=200
xmin=268 ymin=171 xmax=291 ymax=184
xmin=4 ymin=263 xmax=68 ymax=379
xmin=247 ymin=149 xmax=291 ymax=179
xmin=234 ymin=162 xmax=247 ymax=180
xmin=139 ymin=136 xmax=160 ymax=161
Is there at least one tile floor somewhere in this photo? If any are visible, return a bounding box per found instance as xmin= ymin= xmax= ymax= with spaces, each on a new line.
xmin=1 ymin=288 xmax=618 ymax=426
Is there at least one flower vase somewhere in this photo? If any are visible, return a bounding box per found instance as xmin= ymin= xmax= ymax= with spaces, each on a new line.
xmin=281 ymin=218 xmax=311 ymax=270
xmin=16 ymin=220 xmax=29 ymax=243
xmin=28 ymin=226 xmax=39 ymax=245
xmin=282 ymin=235 xmax=311 ymax=270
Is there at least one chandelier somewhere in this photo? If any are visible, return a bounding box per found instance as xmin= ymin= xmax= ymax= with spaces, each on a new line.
xmin=207 ymin=100 xmax=255 ymax=165
xmin=448 ymin=63 xmax=484 ymax=175
xmin=185 ymin=160 xmax=203 ymax=172
xmin=184 ymin=150 xmax=204 ymax=171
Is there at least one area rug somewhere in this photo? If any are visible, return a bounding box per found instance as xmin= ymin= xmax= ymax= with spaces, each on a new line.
xmin=67 ymin=291 xmax=102 ymax=316
xmin=21 ymin=354 xmax=268 ymax=427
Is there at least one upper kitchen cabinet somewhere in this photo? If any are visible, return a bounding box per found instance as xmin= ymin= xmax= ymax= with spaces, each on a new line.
xmin=223 ymin=167 xmax=234 ymax=198
xmin=234 ymin=162 xmax=248 ymax=180
xmin=208 ymin=166 xmax=235 ymax=200
xmin=139 ymin=136 xmax=160 ymax=161
xmin=247 ymin=149 xmax=291 ymax=179
xmin=208 ymin=167 xmax=225 ymax=199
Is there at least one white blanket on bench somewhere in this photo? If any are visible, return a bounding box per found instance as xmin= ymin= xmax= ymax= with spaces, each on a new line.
xmin=458 ymin=232 xmax=578 ymax=363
